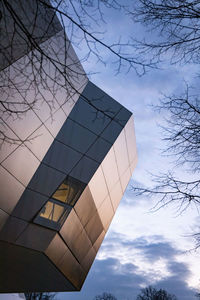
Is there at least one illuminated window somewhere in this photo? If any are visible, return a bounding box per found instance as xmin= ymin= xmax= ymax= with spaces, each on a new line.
xmin=52 ymin=176 xmax=86 ymax=206
xmin=34 ymin=199 xmax=72 ymax=230
xmin=34 ymin=176 xmax=86 ymax=230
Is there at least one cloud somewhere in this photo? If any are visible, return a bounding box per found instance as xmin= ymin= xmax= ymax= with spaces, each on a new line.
xmin=59 ymin=234 xmax=196 ymax=300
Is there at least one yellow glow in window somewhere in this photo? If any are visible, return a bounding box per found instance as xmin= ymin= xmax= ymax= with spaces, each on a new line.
xmin=39 ymin=201 xmax=64 ymax=222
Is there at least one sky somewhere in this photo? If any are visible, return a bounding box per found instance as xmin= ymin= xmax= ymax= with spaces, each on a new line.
xmin=2 ymin=2 xmax=200 ymax=300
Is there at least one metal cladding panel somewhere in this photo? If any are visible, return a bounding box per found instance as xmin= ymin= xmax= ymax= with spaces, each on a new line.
xmin=0 ymin=0 xmax=62 ymax=71
xmin=0 ymin=241 xmax=76 ymax=293
xmin=0 ymin=74 xmax=137 ymax=292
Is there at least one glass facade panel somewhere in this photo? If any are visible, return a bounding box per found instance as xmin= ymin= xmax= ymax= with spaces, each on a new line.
xmin=85 ymin=212 xmax=104 ymax=244
xmin=0 ymin=209 xmax=9 ymax=231
xmin=0 ymin=166 xmax=25 ymax=214
xmin=86 ymin=137 xmax=111 ymax=163
xmin=98 ymin=195 xmax=114 ymax=231
xmin=56 ymin=118 xmax=97 ymax=154
xmin=82 ymin=81 xmax=122 ymax=118
xmin=12 ymin=189 xmax=48 ymax=222
xmin=114 ymin=107 xmax=132 ymax=126
xmin=88 ymin=166 xmax=108 ymax=209
xmin=101 ymin=147 xmax=119 ymax=192
xmin=81 ymin=247 xmax=96 ymax=272
xmin=109 ymin=180 xmax=123 ymax=211
xmin=45 ymin=234 xmax=68 ymax=265
xmin=113 ymin=129 xmax=129 ymax=177
xmin=2 ymin=145 xmax=40 ymax=186
xmin=29 ymin=163 xmax=66 ymax=197
xmin=69 ymin=155 xmax=99 ymax=184
xmin=101 ymin=120 xmax=123 ymax=144
xmin=74 ymin=186 xmax=96 ymax=227
xmin=16 ymin=224 xmax=56 ymax=252
xmin=43 ymin=140 xmax=82 ymax=175
xmin=25 ymin=125 xmax=54 ymax=161
xmin=124 ymin=116 xmax=137 ymax=164
xmin=58 ymin=248 xmax=86 ymax=290
xmin=120 ymin=167 xmax=131 ymax=192
xmin=69 ymin=98 xmax=111 ymax=135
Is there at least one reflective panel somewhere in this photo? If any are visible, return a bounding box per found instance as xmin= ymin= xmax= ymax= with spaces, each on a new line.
xmin=82 ymin=81 xmax=122 ymax=118
xmin=101 ymin=147 xmax=119 ymax=192
xmin=0 ymin=209 xmax=9 ymax=231
xmin=130 ymin=156 xmax=138 ymax=175
xmin=70 ymin=228 xmax=92 ymax=262
xmin=45 ymin=108 xmax=67 ymax=138
xmin=34 ymin=199 xmax=72 ymax=231
xmin=0 ymin=0 xmax=62 ymax=70
xmin=109 ymin=180 xmax=123 ymax=211
xmin=124 ymin=116 xmax=137 ymax=165
xmin=25 ymin=125 xmax=54 ymax=161
xmin=85 ymin=211 xmax=104 ymax=244
xmin=120 ymin=167 xmax=131 ymax=192
xmin=28 ymin=164 xmax=66 ymax=197
xmin=113 ymin=129 xmax=129 ymax=177
xmin=0 ymin=123 xmax=19 ymax=163
xmin=4 ymin=108 xmax=41 ymax=141
xmin=12 ymin=189 xmax=48 ymax=222
xmin=98 ymin=195 xmax=114 ymax=231
xmin=88 ymin=166 xmax=108 ymax=209
xmin=60 ymin=209 xmax=83 ymax=251
xmin=58 ymin=247 xmax=86 ymax=290
xmin=16 ymin=224 xmax=56 ymax=252
xmin=81 ymin=247 xmax=96 ymax=272
xmin=86 ymin=137 xmax=112 ymax=163
xmin=56 ymin=118 xmax=97 ymax=154
xmin=0 ymin=216 xmax=28 ymax=243
xmin=2 ymin=145 xmax=40 ymax=186
xmin=45 ymin=234 xmax=68 ymax=265
xmin=101 ymin=120 xmax=123 ymax=144
xmin=0 ymin=166 xmax=25 ymax=214
xmin=69 ymin=155 xmax=99 ymax=184
xmin=61 ymin=211 xmax=92 ymax=262
xmin=52 ymin=175 xmax=86 ymax=206
xmin=43 ymin=140 xmax=82 ymax=175
xmin=114 ymin=107 xmax=132 ymax=127
xmin=68 ymin=98 xmax=111 ymax=135
xmin=74 ymin=186 xmax=96 ymax=228
xmin=61 ymin=94 xmax=78 ymax=117
xmin=93 ymin=230 xmax=106 ymax=252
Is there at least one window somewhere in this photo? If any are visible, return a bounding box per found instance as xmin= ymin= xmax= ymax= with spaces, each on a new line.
xmin=52 ymin=176 xmax=86 ymax=206
xmin=34 ymin=175 xmax=86 ymax=230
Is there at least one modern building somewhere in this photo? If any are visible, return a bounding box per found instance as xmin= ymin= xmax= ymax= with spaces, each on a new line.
xmin=0 ymin=0 xmax=137 ymax=293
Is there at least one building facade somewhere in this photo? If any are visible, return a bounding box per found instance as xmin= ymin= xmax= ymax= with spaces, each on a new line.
xmin=0 ymin=0 xmax=137 ymax=293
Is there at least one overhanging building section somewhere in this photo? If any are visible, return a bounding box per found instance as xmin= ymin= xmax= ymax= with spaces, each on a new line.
xmin=0 ymin=1 xmax=137 ymax=293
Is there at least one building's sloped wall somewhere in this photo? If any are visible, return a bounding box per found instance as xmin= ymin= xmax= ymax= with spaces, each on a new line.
xmin=0 ymin=28 xmax=88 ymax=226
xmin=0 ymin=81 xmax=137 ymax=292
xmin=0 ymin=0 xmax=62 ymax=71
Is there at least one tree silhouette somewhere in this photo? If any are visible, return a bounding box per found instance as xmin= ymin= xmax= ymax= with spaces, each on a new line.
xmin=130 ymin=0 xmax=200 ymax=248
xmin=24 ymin=292 xmax=56 ymax=300
xmin=0 ymin=0 xmax=154 ymax=145
xmin=136 ymin=286 xmax=177 ymax=300
xmin=94 ymin=292 xmax=118 ymax=300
